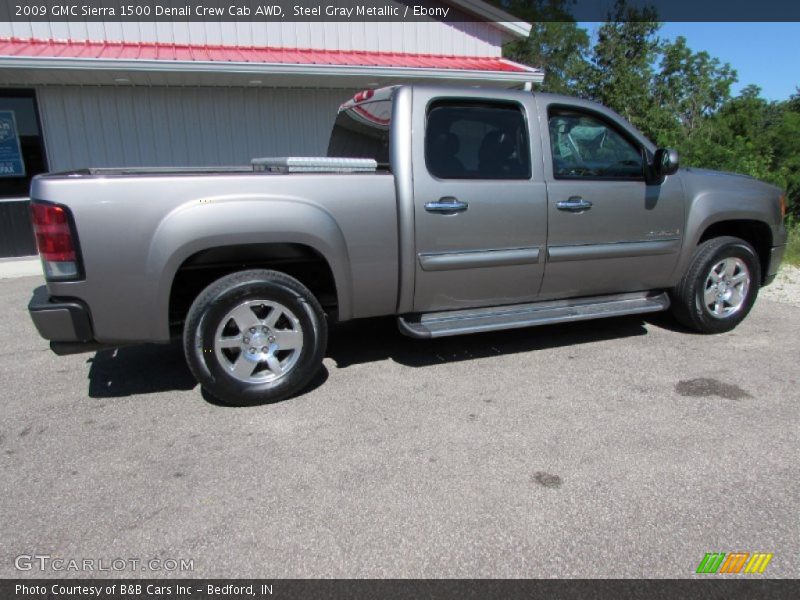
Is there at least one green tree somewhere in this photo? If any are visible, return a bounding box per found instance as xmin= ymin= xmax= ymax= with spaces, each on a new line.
xmin=579 ymin=1 xmax=661 ymax=137
xmin=653 ymin=36 xmax=737 ymax=145
xmin=502 ymin=1 xmax=589 ymax=94
xmin=765 ymin=96 xmax=800 ymax=219
xmin=789 ymin=87 xmax=800 ymax=112
xmin=682 ymin=87 xmax=778 ymax=182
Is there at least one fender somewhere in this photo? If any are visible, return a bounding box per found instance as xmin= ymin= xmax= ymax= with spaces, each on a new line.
xmin=671 ymin=185 xmax=778 ymax=285
xmin=147 ymin=194 xmax=352 ymax=341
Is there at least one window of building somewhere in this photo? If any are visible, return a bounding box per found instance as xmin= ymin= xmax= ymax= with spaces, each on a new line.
xmin=0 ymin=90 xmax=48 ymax=198
xmin=548 ymin=108 xmax=644 ymax=180
xmin=0 ymin=90 xmax=47 ymax=257
xmin=425 ymin=101 xmax=531 ymax=180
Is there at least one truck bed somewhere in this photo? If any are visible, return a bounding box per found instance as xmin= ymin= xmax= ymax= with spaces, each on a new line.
xmin=31 ymin=169 xmax=400 ymax=343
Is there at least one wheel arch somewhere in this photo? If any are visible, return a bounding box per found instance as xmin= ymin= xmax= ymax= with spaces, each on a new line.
xmin=168 ymin=242 xmax=339 ymax=336
xmin=677 ymin=188 xmax=776 ymax=287
xmin=148 ymin=198 xmax=353 ymax=341
xmin=696 ymin=219 xmax=772 ymax=284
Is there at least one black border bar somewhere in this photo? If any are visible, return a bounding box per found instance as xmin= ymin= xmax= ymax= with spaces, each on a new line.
xmin=3 ymin=579 xmax=800 ymax=600
xmin=2 ymin=0 xmax=800 ymax=23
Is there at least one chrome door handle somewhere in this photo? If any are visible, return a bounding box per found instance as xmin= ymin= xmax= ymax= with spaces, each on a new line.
xmin=425 ymin=197 xmax=469 ymax=214
xmin=557 ymin=197 xmax=593 ymax=212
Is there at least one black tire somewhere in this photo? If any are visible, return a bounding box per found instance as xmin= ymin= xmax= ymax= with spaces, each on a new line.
xmin=183 ymin=269 xmax=327 ymax=406
xmin=670 ymin=236 xmax=761 ymax=334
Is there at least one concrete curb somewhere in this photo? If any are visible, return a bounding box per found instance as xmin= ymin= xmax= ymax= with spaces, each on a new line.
xmin=0 ymin=257 xmax=43 ymax=279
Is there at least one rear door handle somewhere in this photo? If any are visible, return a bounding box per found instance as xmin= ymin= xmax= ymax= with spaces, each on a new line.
xmin=425 ymin=197 xmax=469 ymax=214
xmin=557 ymin=197 xmax=593 ymax=212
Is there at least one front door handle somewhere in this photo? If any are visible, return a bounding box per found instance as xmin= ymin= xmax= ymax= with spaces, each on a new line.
xmin=557 ymin=197 xmax=593 ymax=212
xmin=425 ymin=197 xmax=469 ymax=214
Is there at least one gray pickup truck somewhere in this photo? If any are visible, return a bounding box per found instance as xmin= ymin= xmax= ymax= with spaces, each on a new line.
xmin=28 ymin=85 xmax=787 ymax=405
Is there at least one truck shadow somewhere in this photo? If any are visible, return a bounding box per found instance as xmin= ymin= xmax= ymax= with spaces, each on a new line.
xmin=86 ymin=343 xmax=197 ymax=399
xmin=327 ymin=315 xmax=650 ymax=369
xmin=86 ymin=315 xmax=652 ymax=400
xmin=86 ymin=342 xmax=332 ymax=401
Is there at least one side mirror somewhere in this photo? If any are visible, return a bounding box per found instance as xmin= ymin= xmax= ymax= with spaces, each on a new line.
xmin=650 ymin=148 xmax=679 ymax=183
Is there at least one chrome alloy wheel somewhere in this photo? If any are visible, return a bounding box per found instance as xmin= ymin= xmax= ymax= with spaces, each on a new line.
xmin=703 ymin=257 xmax=751 ymax=319
xmin=213 ymin=299 xmax=304 ymax=383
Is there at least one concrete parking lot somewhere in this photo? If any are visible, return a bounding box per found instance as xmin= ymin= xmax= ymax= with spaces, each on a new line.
xmin=1 ymin=274 xmax=797 ymax=578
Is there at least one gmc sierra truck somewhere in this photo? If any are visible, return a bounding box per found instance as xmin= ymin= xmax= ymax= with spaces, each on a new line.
xmin=28 ymin=85 xmax=787 ymax=406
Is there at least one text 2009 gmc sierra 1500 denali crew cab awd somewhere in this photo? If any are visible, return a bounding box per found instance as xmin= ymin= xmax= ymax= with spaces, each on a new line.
xmin=27 ymin=85 xmax=788 ymax=406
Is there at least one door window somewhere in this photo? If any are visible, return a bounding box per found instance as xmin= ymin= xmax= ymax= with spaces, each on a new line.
xmin=548 ymin=108 xmax=644 ymax=180
xmin=425 ymin=101 xmax=530 ymax=180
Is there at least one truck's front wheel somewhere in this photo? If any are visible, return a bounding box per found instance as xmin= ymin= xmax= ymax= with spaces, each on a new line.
xmin=183 ymin=269 xmax=327 ymax=406
xmin=671 ymin=236 xmax=760 ymax=334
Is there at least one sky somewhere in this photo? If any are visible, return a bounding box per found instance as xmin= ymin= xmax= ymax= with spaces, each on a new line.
xmin=580 ymin=22 xmax=800 ymax=101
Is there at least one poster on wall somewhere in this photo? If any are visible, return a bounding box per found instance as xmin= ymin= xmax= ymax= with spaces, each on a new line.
xmin=0 ymin=110 xmax=25 ymax=177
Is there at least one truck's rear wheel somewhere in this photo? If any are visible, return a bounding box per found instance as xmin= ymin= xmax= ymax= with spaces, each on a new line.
xmin=183 ymin=269 xmax=327 ymax=406
xmin=671 ymin=236 xmax=760 ymax=334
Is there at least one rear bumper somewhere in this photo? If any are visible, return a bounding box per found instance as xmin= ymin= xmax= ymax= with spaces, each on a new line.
xmin=29 ymin=287 xmax=125 ymax=355
xmin=763 ymin=244 xmax=786 ymax=286
xmin=28 ymin=285 xmax=94 ymax=343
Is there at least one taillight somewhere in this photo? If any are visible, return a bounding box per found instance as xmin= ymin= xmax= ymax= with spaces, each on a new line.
xmin=30 ymin=201 xmax=82 ymax=280
xmin=779 ymin=193 xmax=787 ymax=219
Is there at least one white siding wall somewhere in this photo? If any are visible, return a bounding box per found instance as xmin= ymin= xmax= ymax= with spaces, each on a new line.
xmin=36 ymin=85 xmax=355 ymax=170
xmin=0 ymin=17 xmax=506 ymax=57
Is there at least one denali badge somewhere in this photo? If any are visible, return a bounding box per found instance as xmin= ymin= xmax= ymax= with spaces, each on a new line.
xmin=645 ymin=228 xmax=681 ymax=239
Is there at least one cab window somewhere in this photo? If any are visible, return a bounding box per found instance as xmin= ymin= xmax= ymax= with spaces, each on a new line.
xmin=327 ymin=99 xmax=392 ymax=168
xmin=426 ymin=101 xmax=530 ymax=180
xmin=548 ymin=108 xmax=644 ymax=180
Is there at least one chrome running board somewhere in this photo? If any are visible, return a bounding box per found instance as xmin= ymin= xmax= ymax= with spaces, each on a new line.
xmin=397 ymin=292 xmax=670 ymax=339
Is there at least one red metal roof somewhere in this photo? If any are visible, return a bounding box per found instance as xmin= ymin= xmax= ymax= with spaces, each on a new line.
xmin=0 ymin=37 xmax=535 ymax=73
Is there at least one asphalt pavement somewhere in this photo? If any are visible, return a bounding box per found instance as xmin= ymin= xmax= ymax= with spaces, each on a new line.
xmin=1 ymin=275 xmax=797 ymax=578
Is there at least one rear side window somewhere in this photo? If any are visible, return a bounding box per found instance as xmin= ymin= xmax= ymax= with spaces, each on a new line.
xmin=425 ymin=101 xmax=530 ymax=180
xmin=327 ymin=99 xmax=392 ymax=168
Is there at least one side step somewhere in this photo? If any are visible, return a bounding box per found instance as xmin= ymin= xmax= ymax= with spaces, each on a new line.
xmin=397 ymin=292 xmax=670 ymax=339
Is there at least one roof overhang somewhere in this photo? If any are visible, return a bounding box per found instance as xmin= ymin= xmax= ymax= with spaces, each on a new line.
xmin=0 ymin=38 xmax=543 ymax=88
xmin=0 ymin=57 xmax=542 ymax=88
xmin=446 ymin=0 xmax=532 ymax=39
